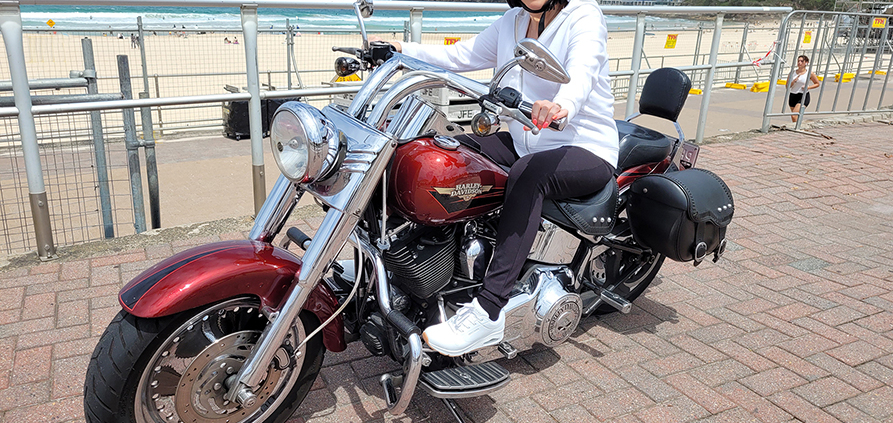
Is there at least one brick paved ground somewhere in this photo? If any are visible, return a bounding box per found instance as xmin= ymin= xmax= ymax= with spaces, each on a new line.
xmin=1 ymin=123 xmax=892 ymax=422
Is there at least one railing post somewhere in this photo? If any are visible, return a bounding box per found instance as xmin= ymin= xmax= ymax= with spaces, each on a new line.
xmin=735 ymin=22 xmax=748 ymax=84
xmin=287 ymin=19 xmax=293 ymax=90
xmin=695 ymin=13 xmax=723 ymax=143
xmin=832 ymin=15 xmax=859 ymax=111
xmin=0 ymin=4 xmax=57 ymax=259
xmin=137 ymin=16 xmax=155 ymax=143
xmin=625 ymin=13 xmax=646 ymax=119
xmin=796 ymin=13 xmax=824 ymax=130
xmin=153 ymin=74 xmax=164 ymax=136
xmin=847 ymin=15 xmax=872 ymax=112
xmin=117 ymin=55 xmax=148 ymax=234
xmin=82 ymin=38 xmax=115 ymax=239
xmin=862 ymin=19 xmax=886 ymax=110
xmin=410 ymin=7 xmax=423 ymax=43
xmin=693 ymin=23 xmax=704 ymax=86
xmin=240 ymin=4 xmax=266 ymax=215
xmin=762 ymin=13 xmax=792 ymax=133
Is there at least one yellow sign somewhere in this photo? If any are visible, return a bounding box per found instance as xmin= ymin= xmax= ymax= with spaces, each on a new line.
xmin=873 ymin=17 xmax=887 ymax=28
xmin=332 ymin=74 xmax=362 ymax=83
xmin=664 ymin=34 xmax=678 ymax=49
xmin=803 ymin=31 xmax=812 ymax=43
xmin=444 ymin=37 xmax=460 ymax=45
xmin=46 ymin=19 xmax=55 ymax=27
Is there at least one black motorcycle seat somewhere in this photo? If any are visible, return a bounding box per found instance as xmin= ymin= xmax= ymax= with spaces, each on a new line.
xmin=615 ymin=120 xmax=674 ymax=172
xmin=541 ymin=177 xmax=618 ymax=236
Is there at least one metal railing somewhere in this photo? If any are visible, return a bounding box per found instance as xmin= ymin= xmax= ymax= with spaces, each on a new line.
xmin=762 ymin=10 xmax=893 ymax=131
xmin=1 ymin=1 xmax=792 ymax=259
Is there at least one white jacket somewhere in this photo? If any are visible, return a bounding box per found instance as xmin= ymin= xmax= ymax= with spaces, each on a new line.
xmin=401 ymin=0 xmax=619 ymax=167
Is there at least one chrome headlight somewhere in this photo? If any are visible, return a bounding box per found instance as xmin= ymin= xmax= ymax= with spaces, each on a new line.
xmin=270 ymin=102 xmax=344 ymax=184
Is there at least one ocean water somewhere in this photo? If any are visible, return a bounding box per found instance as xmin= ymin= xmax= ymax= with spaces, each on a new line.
xmin=20 ymin=4 xmax=694 ymax=33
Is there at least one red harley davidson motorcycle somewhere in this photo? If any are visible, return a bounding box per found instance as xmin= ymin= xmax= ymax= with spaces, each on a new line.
xmin=84 ymin=3 xmax=734 ymax=422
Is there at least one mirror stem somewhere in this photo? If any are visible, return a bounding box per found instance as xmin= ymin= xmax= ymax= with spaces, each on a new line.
xmin=490 ymin=56 xmax=525 ymax=94
xmin=354 ymin=2 xmax=369 ymax=51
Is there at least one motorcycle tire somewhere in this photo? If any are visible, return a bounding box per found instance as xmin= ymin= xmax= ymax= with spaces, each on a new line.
xmin=589 ymin=248 xmax=665 ymax=315
xmin=84 ymin=297 xmax=324 ymax=423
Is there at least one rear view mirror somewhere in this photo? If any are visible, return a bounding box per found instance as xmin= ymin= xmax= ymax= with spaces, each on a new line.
xmin=514 ymin=38 xmax=570 ymax=84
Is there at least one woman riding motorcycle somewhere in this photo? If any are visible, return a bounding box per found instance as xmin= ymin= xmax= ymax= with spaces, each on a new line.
xmin=376 ymin=0 xmax=619 ymax=356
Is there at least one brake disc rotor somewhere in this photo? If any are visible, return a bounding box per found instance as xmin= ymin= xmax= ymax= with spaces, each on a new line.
xmin=173 ymin=331 xmax=282 ymax=422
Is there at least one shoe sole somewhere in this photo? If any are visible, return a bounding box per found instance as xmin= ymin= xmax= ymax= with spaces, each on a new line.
xmin=422 ymin=332 xmax=504 ymax=357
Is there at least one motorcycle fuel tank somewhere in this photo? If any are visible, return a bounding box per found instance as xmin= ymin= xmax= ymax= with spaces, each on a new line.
xmin=389 ymin=137 xmax=508 ymax=225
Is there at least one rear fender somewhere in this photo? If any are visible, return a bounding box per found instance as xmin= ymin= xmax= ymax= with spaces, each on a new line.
xmin=119 ymin=240 xmax=346 ymax=352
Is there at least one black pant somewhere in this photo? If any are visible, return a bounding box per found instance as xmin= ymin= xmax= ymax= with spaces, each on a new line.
xmin=456 ymin=132 xmax=614 ymax=320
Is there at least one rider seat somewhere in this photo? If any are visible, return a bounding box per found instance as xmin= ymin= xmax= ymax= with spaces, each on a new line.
xmin=542 ymin=68 xmax=691 ymax=237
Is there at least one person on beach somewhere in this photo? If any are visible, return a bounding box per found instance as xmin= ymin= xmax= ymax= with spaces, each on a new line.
xmin=788 ymin=55 xmax=820 ymax=123
xmin=373 ymin=0 xmax=618 ymax=356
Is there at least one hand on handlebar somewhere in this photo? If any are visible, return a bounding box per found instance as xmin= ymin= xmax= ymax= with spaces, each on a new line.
xmin=526 ymin=100 xmax=567 ymax=131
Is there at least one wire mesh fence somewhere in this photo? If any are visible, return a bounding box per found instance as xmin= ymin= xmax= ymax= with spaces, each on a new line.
xmin=0 ymin=109 xmax=137 ymax=256
xmin=2 ymin=10 xmax=794 ymax=256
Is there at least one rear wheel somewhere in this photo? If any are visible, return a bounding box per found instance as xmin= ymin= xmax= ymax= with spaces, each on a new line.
xmin=84 ymin=297 xmax=324 ymax=423
xmin=588 ymin=246 xmax=665 ymax=315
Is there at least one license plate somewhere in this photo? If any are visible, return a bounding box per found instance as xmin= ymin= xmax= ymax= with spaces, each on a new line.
xmin=679 ymin=142 xmax=700 ymax=169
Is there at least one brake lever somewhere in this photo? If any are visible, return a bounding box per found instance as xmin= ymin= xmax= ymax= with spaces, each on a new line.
xmin=505 ymin=107 xmax=539 ymax=136
xmin=332 ymin=46 xmax=363 ymax=57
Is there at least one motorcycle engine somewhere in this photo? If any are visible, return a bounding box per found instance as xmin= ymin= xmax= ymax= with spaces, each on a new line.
xmin=383 ymin=225 xmax=456 ymax=299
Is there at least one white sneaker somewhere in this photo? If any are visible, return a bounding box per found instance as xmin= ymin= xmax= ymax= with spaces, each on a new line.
xmin=422 ymin=298 xmax=505 ymax=356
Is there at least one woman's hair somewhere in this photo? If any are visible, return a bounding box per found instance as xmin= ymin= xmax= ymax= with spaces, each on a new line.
xmin=506 ymin=0 xmax=569 ymax=12
xmin=798 ymin=55 xmax=810 ymax=63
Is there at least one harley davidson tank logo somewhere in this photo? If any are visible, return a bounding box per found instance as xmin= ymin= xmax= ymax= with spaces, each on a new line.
xmin=433 ymin=183 xmax=493 ymax=202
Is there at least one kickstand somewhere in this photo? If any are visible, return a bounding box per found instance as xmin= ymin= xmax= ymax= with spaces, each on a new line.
xmin=442 ymin=398 xmax=467 ymax=423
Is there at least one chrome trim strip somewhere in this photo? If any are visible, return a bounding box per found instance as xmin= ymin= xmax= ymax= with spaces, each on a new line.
xmin=418 ymin=377 xmax=511 ymax=399
xmin=248 ymin=175 xmax=301 ymax=243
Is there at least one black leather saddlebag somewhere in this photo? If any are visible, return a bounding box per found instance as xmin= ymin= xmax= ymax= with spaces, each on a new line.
xmin=627 ymin=169 xmax=734 ymax=264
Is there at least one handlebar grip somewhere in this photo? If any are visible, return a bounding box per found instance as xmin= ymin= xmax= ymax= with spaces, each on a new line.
xmin=519 ymin=101 xmax=567 ymax=131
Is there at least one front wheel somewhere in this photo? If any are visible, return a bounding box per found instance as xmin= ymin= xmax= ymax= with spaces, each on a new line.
xmin=84 ymin=297 xmax=324 ymax=423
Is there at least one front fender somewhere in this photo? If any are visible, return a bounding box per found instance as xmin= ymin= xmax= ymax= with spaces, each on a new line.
xmin=119 ymin=240 xmax=346 ymax=352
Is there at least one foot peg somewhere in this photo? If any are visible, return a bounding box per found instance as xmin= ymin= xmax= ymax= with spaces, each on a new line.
xmin=419 ymin=361 xmax=510 ymax=398
xmin=600 ymin=289 xmax=631 ymax=314
xmin=497 ymin=342 xmax=517 ymax=359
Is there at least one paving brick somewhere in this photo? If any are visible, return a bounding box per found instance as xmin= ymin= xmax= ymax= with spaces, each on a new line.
xmin=58 ymin=261 xmax=89 ymax=281
xmin=805 ymin=353 xmax=885 ymax=392
xmin=664 ymin=372 xmax=736 ymax=414
xmin=640 ymin=352 xmax=704 ymax=378
xmin=530 ymin=380 xmax=601 ymax=411
xmin=847 ymin=386 xmax=893 ymax=420
xmin=582 ymin=387 xmax=655 ymax=421
xmin=11 ymin=346 xmax=52 ymax=386
xmin=51 ymin=355 xmax=89 ymax=399
xmin=21 ymin=293 xmax=55 ymax=320
xmin=0 ymin=396 xmax=81 ymax=423
xmin=758 ymin=346 xmax=829 ymax=381
xmin=566 ymin=358 xmax=630 ymax=393
xmin=711 ymin=339 xmax=776 ymax=373
xmin=791 ymin=376 xmax=861 ymax=408
xmin=767 ymin=390 xmax=841 ymax=423
xmin=826 ymin=340 xmax=886 ymax=366
xmin=739 ymin=367 xmax=808 ymax=397
xmin=614 ymin=365 xmax=680 ymax=403
xmin=716 ymin=381 xmax=793 ymax=423
xmin=0 ymin=287 xmax=23 ymax=312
